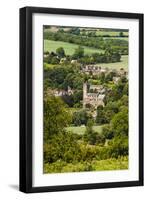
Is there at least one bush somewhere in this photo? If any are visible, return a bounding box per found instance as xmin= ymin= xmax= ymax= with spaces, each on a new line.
xmin=102 ymin=124 xmax=114 ymax=139
xmin=108 ymin=136 xmax=128 ymax=158
xmin=72 ymin=109 xmax=92 ymax=126
xmin=44 ymin=131 xmax=81 ymax=163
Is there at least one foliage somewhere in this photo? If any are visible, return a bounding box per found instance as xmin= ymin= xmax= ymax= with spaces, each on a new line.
xmin=96 ymin=105 xmax=108 ymax=124
xmin=102 ymin=124 xmax=114 ymax=139
xmin=111 ymin=107 xmax=128 ymax=137
xmin=44 ymin=30 xmax=128 ymax=55
xmin=108 ymin=135 xmax=128 ymax=158
xmin=72 ymin=109 xmax=92 ymax=126
xmin=44 ymin=131 xmax=81 ymax=163
xmin=44 ymin=156 xmax=128 ymax=173
xmin=83 ymin=119 xmax=105 ymax=145
xmin=72 ymin=46 xmax=84 ymax=59
xmin=43 ymin=27 xmax=129 ymax=173
xmin=44 ymin=96 xmax=72 ymax=139
xmin=56 ymin=47 xmax=65 ymax=58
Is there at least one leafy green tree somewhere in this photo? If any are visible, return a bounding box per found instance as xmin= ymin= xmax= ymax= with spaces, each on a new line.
xmin=44 ymin=131 xmax=81 ymax=163
xmin=73 ymin=46 xmax=84 ymax=59
xmin=105 ymin=71 xmax=116 ymax=82
xmin=96 ymin=105 xmax=107 ymax=124
xmin=99 ymin=72 xmax=105 ymax=84
xmin=84 ymin=119 xmax=105 ymax=145
xmin=56 ymin=47 xmax=65 ymax=58
xmin=117 ymin=95 xmax=128 ymax=108
xmin=69 ymin=27 xmax=80 ymax=35
xmin=119 ymin=32 xmax=124 ymax=37
xmin=73 ymin=90 xmax=83 ymax=105
xmin=111 ymin=108 xmax=128 ymax=137
xmin=51 ymin=56 xmax=60 ymax=64
xmin=109 ymin=135 xmax=128 ymax=158
xmin=72 ymin=109 xmax=91 ymax=126
xmin=102 ymin=124 xmax=114 ymax=139
xmin=61 ymin=94 xmax=74 ymax=107
xmin=46 ymin=65 xmax=74 ymax=89
xmin=44 ymin=96 xmax=72 ymax=139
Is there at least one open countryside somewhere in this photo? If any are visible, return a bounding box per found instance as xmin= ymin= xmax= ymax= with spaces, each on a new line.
xmin=44 ymin=40 xmax=104 ymax=55
xmin=43 ymin=26 xmax=129 ymax=173
xmin=98 ymin=55 xmax=128 ymax=70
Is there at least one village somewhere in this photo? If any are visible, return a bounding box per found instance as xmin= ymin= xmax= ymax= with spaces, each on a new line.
xmin=45 ymin=63 xmax=128 ymax=119
xmin=43 ymin=26 xmax=129 ymax=173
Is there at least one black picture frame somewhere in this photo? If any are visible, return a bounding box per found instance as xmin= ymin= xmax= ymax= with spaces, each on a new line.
xmin=19 ymin=6 xmax=144 ymax=193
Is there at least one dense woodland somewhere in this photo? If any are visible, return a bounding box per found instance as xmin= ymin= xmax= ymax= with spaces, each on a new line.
xmin=43 ymin=26 xmax=128 ymax=173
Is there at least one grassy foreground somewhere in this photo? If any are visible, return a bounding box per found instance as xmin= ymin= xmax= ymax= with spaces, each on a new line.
xmin=44 ymin=156 xmax=128 ymax=173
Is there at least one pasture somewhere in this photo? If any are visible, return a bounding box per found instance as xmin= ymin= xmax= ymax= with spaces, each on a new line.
xmin=95 ymin=30 xmax=128 ymax=37
xmin=44 ymin=39 xmax=104 ymax=55
xmin=104 ymin=37 xmax=128 ymax=41
xmin=97 ymin=55 xmax=128 ymax=71
xmin=66 ymin=125 xmax=104 ymax=135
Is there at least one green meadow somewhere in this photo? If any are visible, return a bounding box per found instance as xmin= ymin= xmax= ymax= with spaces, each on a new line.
xmin=95 ymin=30 xmax=128 ymax=37
xmin=97 ymin=55 xmax=128 ymax=70
xmin=44 ymin=39 xmax=104 ymax=55
xmin=66 ymin=125 xmax=104 ymax=135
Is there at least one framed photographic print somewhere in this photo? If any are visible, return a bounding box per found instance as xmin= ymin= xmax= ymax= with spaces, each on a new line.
xmin=19 ymin=7 xmax=144 ymax=193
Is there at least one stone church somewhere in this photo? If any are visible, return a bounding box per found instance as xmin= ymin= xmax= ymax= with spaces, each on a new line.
xmin=83 ymin=82 xmax=105 ymax=110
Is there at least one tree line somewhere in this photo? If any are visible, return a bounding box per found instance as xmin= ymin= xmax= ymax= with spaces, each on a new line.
xmin=44 ymin=46 xmax=121 ymax=65
xmin=44 ymin=30 xmax=128 ymax=55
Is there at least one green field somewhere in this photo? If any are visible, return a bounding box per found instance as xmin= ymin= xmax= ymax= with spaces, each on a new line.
xmin=44 ymin=156 xmax=128 ymax=173
xmin=95 ymin=30 xmax=128 ymax=37
xmin=66 ymin=125 xmax=104 ymax=135
xmin=97 ymin=55 xmax=128 ymax=70
xmin=104 ymin=37 xmax=128 ymax=41
xmin=44 ymin=39 xmax=104 ymax=55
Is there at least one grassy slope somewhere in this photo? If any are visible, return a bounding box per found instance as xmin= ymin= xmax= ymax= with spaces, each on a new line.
xmin=95 ymin=30 xmax=128 ymax=37
xmin=44 ymin=39 xmax=104 ymax=55
xmin=66 ymin=125 xmax=104 ymax=135
xmin=104 ymin=37 xmax=128 ymax=41
xmin=97 ymin=55 xmax=128 ymax=70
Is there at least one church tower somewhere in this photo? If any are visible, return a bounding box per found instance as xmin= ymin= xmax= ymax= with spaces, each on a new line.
xmin=83 ymin=82 xmax=87 ymax=108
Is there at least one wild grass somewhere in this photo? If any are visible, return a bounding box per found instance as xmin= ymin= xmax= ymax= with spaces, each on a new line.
xmin=44 ymin=156 xmax=128 ymax=173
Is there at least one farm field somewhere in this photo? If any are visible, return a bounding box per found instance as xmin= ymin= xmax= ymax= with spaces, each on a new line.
xmin=95 ymin=30 xmax=128 ymax=37
xmin=66 ymin=125 xmax=104 ymax=135
xmin=97 ymin=55 xmax=128 ymax=70
xmin=104 ymin=37 xmax=128 ymax=41
xmin=44 ymin=39 xmax=104 ymax=55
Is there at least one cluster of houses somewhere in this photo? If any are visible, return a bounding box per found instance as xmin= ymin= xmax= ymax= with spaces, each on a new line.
xmin=81 ymin=65 xmax=107 ymax=75
xmin=81 ymin=65 xmax=128 ymax=116
xmin=46 ymin=86 xmax=74 ymax=97
xmin=45 ymin=58 xmax=128 ymax=117
xmin=81 ymin=65 xmax=128 ymax=84
xmin=83 ymin=83 xmax=105 ymax=108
